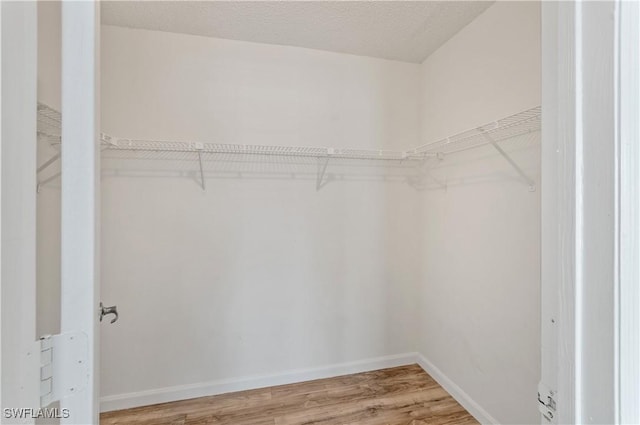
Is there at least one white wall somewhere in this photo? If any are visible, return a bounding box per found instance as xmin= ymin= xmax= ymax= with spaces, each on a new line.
xmin=99 ymin=26 xmax=423 ymax=403
xmin=417 ymin=2 xmax=540 ymax=425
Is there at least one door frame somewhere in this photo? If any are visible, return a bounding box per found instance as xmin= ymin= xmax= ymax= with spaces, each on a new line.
xmin=0 ymin=2 xmax=101 ymax=424
xmin=59 ymin=2 xmax=101 ymax=424
xmin=541 ymin=1 xmax=639 ymax=423
xmin=618 ymin=1 xmax=640 ymax=422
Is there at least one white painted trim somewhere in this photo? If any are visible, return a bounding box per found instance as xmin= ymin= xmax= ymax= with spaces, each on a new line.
xmin=618 ymin=1 xmax=640 ymax=422
xmin=0 ymin=2 xmax=2 ymax=408
xmin=540 ymin=4 xmax=565 ymax=422
xmin=102 ymin=352 xmax=502 ymax=425
xmin=415 ymin=354 xmax=500 ymax=425
xmin=60 ymin=2 xmax=100 ymax=423
xmin=101 ymin=353 xmax=418 ymax=412
xmin=579 ymin=4 xmax=619 ymax=422
xmin=542 ymin=1 xmax=623 ymax=423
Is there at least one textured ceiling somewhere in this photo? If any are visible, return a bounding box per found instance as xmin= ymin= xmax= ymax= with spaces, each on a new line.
xmin=101 ymin=1 xmax=494 ymax=63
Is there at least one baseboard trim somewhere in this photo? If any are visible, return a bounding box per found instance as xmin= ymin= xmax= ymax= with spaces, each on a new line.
xmin=100 ymin=352 xmax=418 ymax=412
xmin=415 ymin=353 xmax=500 ymax=425
xmin=102 ymin=351 xmax=500 ymax=424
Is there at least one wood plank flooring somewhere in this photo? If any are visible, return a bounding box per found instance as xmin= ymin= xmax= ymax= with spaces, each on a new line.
xmin=100 ymin=364 xmax=478 ymax=425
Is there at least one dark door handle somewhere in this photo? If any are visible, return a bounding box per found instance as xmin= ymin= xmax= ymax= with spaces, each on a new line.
xmin=100 ymin=302 xmax=118 ymax=324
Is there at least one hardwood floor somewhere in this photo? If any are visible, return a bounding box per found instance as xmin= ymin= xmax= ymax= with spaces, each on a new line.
xmin=100 ymin=364 xmax=479 ymax=425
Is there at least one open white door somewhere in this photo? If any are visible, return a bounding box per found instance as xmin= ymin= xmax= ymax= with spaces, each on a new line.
xmin=59 ymin=2 xmax=101 ymax=424
xmin=1 ymin=2 xmax=100 ymax=424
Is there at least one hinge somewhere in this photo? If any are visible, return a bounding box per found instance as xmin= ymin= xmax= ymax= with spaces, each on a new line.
xmin=39 ymin=331 xmax=89 ymax=407
xmin=39 ymin=335 xmax=54 ymax=407
xmin=538 ymin=382 xmax=557 ymax=423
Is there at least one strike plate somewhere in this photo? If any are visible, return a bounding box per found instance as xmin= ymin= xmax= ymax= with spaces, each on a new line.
xmin=39 ymin=331 xmax=89 ymax=407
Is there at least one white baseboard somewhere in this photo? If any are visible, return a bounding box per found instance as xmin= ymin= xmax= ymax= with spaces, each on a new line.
xmin=102 ymin=351 xmax=500 ymax=425
xmin=100 ymin=352 xmax=418 ymax=412
xmin=415 ymin=353 xmax=500 ymax=425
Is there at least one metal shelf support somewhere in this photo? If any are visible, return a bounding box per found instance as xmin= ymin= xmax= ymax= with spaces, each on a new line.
xmin=481 ymin=131 xmax=536 ymax=191
xmin=35 ymin=103 xmax=541 ymax=192
xmin=189 ymin=142 xmax=206 ymax=191
xmin=37 ymin=152 xmax=61 ymax=175
xmin=37 ymin=171 xmax=61 ymax=193
xmin=316 ymin=156 xmax=330 ymax=191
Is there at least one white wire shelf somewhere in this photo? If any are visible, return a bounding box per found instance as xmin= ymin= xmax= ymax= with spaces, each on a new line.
xmin=36 ymin=103 xmax=541 ymax=191
xmin=37 ymin=102 xmax=429 ymax=163
xmin=39 ymin=103 xmax=541 ymax=160
xmin=102 ymin=138 xmax=425 ymax=162
xmin=414 ymin=106 xmax=541 ymax=156
xmin=37 ymin=103 xmax=62 ymax=142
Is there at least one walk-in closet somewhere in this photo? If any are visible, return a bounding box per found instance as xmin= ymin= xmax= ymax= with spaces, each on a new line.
xmin=33 ymin=1 xmax=542 ymax=424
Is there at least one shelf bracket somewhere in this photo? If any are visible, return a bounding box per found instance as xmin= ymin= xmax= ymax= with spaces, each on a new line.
xmin=194 ymin=143 xmax=205 ymax=191
xmin=316 ymin=156 xmax=330 ymax=191
xmin=36 ymin=152 xmax=62 ymax=193
xmin=37 ymin=152 xmax=61 ymax=176
xmin=481 ymin=132 xmax=536 ymax=191
xmin=37 ymin=171 xmax=62 ymax=193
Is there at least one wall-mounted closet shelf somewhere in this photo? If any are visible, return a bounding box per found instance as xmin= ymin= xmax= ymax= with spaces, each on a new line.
xmin=414 ymin=106 xmax=541 ymax=191
xmin=101 ymin=139 xmax=429 ymax=190
xmin=37 ymin=103 xmax=541 ymax=191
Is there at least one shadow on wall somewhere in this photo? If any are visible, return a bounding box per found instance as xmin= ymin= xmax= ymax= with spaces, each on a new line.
xmin=99 ymin=152 xmax=426 ymax=190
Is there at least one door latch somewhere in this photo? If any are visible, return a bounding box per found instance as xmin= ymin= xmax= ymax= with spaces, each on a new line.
xmin=538 ymin=382 xmax=557 ymax=423
xmin=99 ymin=302 xmax=118 ymax=324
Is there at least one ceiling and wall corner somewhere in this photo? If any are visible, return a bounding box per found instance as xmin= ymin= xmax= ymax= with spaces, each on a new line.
xmin=100 ymin=1 xmax=494 ymax=64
